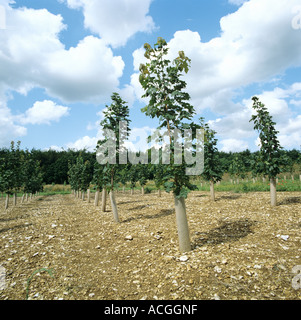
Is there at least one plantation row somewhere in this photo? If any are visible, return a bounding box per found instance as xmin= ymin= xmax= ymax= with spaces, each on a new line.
xmin=1 ymin=37 xmax=301 ymax=253
xmin=0 ymin=142 xmax=299 ymax=202
xmin=0 ymin=141 xmax=43 ymax=209
xmin=1 ymin=140 xmax=300 ymax=201
xmin=1 ymin=144 xmax=299 ymax=186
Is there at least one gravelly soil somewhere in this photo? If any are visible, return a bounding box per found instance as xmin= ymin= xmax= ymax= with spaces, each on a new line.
xmin=0 ymin=190 xmax=301 ymax=300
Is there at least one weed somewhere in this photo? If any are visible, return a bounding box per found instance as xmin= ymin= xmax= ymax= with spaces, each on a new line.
xmin=26 ymin=268 xmax=54 ymax=300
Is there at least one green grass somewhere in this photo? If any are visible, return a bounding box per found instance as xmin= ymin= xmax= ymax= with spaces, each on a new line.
xmin=1 ymin=178 xmax=299 ymax=199
xmin=42 ymin=179 xmax=301 ymax=195
xmin=196 ymin=179 xmax=301 ymax=193
xmin=26 ymin=268 xmax=54 ymax=300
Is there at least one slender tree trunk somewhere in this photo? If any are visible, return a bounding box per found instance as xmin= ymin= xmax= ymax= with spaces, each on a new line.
xmin=131 ymin=188 xmax=134 ymax=195
xmin=82 ymin=191 xmax=85 ymax=201
xmin=94 ymin=189 xmax=100 ymax=207
xmin=210 ymin=180 xmax=215 ymax=201
xmin=158 ymin=188 xmax=161 ymax=197
xmin=299 ymin=174 xmax=301 ymax=182
xmin=5 ymin=194 xmax=9 ymax=210
xmin=122 ymin=186 xmax=125 ymax=193
xmin=174 ymin=195 xmax=191 ymax=253
xmin=101 ymin=188 xmax=107 ymax=212
xmin=270 ymin=177 xmax=277 ymax=207
xmin=26 ymin=193 xmax=28 ymax=202
xmin=110 ymin=190 xmax=119 ymax=223
xmin=13 ymin=193 xmax=17 ymax=206
xmin=141 ymin=186 xmax=144 ymax=195
xmin=21 ymin=194 xmax=25 ymax=203
xmin=87 ymin=189 xmax=90 ymax=203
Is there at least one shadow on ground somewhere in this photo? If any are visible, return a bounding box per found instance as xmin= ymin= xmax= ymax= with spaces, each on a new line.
xmin=193 ymin=218 xmax=256 ymax=248
xmin=218 ymin=194 xmax=242 ymax=200
xmin=279 ymin=197 xmax=301 ymax=205
xmin=0 ymin=223 xmax=33 ymax=234
xmin=122 ymin=208 xmax=174 ymax=223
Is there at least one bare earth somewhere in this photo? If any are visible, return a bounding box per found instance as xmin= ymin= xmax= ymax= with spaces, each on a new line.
xmin=0 ymin=190 xmax=301 ymax=300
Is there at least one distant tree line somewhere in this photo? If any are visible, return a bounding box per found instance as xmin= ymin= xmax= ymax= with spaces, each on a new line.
xmin=0 ymin=147 xmax=95 ymax=185
xmin=0 ymin=143 xmax=300 ymax=186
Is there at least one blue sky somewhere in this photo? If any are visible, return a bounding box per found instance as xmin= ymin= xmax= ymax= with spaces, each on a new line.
xmin=1 ymin=0 xmax=301 ymax=153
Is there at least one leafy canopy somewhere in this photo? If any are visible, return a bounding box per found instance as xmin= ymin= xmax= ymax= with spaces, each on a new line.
xmin=250 ymin=96 xmax=286 ymax=178
xmin=97 ymin=92 xmax=131 ymax=191
xmin=139 ymin=37 xmax=199 ymax=198
xmin=200 ymin=118 xmax=223 ymax=183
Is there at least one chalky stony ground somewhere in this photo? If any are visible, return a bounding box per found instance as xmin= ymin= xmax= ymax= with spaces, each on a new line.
xmin=0 ymin=191 xmax=301 ymax=300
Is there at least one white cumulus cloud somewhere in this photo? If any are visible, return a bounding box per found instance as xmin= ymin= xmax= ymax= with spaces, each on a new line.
xmin=61 ymin=0 xmax=156 ymax=48
xmin=0 ymin=101 xmax=27 ymax=146
xmin=19 ymin=100 xmax=70 ymax=125
xmin=42 ymin=36 xmax=125 ymax=103
xmin=66 ymin=135 xmax=99 ymax=152
xmin=0 ymin=4 xmax=125 ymax=103
xmin=129 ymin=0 xmax=301 ymax=151
xmin=210 ymin=82 xmax=301 ymax=150
xmin=220 ymin=139 xmax=249 ymax=152
xmin=131 ymin=0 xmax=301 ymax=115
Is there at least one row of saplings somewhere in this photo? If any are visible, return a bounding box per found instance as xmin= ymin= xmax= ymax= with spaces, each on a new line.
xmin=68 ymin=37 xmax=287 ymax=253
xmin=0 ymin=141 xmax=43 ymax=210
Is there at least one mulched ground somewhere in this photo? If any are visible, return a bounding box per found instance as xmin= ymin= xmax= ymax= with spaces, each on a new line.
xmin=0 ymin=190 xmax=300 ymax=300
